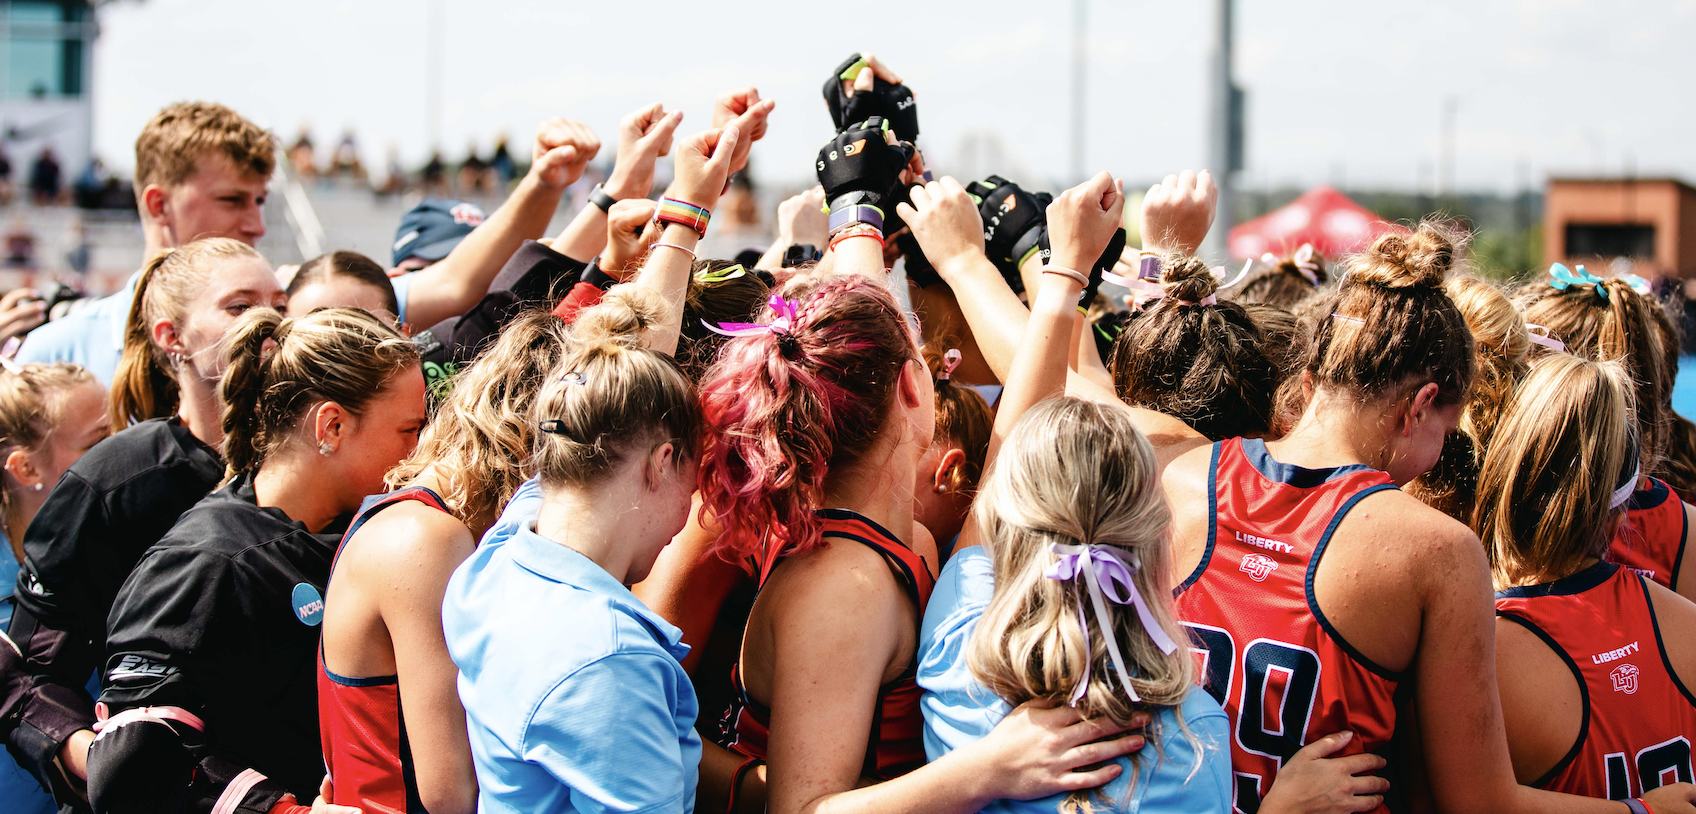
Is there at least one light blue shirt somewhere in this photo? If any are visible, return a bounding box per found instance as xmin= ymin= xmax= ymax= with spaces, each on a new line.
xmin=480 ymin=477 xmax=541 ymax=551
xmin=389 ymin=271 xmax=414 ymax=324
xmin=15 ymin=273 xmax=138 ymax=385
xmin=445 ymin=522 xmax=701 ymax=814
xmin=918 ymin=546 xmax=1232 ymax=814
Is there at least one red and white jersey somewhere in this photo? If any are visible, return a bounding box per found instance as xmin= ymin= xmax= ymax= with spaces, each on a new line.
xmin=1174 ymin=437 xmax=1403 ymax=814
xmin=1495 ymin=561 xmax=1696 ymax=799
xmin=1608 ymin=477 xmax=1688 ymax=589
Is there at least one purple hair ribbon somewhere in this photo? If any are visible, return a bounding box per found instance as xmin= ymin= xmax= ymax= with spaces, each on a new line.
xmin=1102 ymin=257 xmax=1249 ymax=305
xmin=1525 ymin=323 xmax=1566 ymax=353
xmin=703 ymin=294 xmax=800 ymax=338
xmin=939 ymin=348 xmax=962 ymax=381
xmin=1044 ymin=542 xmax=1178 ymax=704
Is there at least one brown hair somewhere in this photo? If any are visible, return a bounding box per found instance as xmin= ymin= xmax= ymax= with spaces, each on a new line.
xmin=1108 ymin=253 xmax=1277 ymax=440
xmin=1306 ymin=222 xmax=1474 ymax=406
xmin=0 ymin=363 xmax=98 ymax=519
xmin=1244 ymin=303 xmax=1311 ymax=439
xmin=1516 ymin=270 xmax=1670 ymax=478
xmin=288 ymin=251 xmax=399 ymax=317
xmin=531 ymin=286 xmax=701 ymax=486
xmin=968 ymin=398 xmax=1196 ymax=812
xmin=923 ymin=345 xmax=992 ymax=494
xmin=676 ymin=260 xmax=770 ymax=383
xmin=1646 ymin=295 xmax=1696 ymax=497
xmin=110 ymin=238 xmax=265 ymax=431
xmin=1475 ymin=354 xmax=1636 ymax=586
xmin=388 ymin=311 xmax=572 ymax=524
xmin=219 ymin=307 xmax=419 ymax=477
xmin=135 ymin=102 xmax=275 ymax=190
xmin=1238 ymin=247 xmax=1329 ymax=310
xmin=1407 ymin=277 xmax=1531 ymax=520
xmin=698 ymin=272 xmax=919 ymax=561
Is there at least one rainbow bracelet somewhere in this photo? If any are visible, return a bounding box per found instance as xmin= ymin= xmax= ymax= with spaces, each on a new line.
xmin=655 ymin=197 xmax=711 ymax=237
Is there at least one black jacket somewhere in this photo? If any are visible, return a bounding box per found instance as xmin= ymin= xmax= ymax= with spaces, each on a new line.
xmin=0 ymin=417 xmax=223 ymax=804
xmin=87 ymin=475 xmax=347 ymax=814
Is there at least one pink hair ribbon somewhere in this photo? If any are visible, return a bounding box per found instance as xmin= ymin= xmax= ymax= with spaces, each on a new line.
xmin=1525 ymin=323 xmax=1566 ymax=353
xmin=939 ymin=348 xmax=962 ymax=381
xmin=1044 ymin=542 xmax=1178 ymax=704
xmin=1102 ymin=256 xmax=1251 ymax=307
xmin=1263 ymin=243 xmax=1320 ymax=285
xmin=704 ymin=294 xmax=800 ymax=338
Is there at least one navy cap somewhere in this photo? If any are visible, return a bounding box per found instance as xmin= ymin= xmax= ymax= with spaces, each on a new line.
xmin=391 ymin=198 xmax=486 ymax=266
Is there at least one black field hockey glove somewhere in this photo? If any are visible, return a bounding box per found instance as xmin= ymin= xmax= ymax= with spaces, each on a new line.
xmin=823 ymin=53 xmax=920 ymax=142
xmin=1081 ymin=228 xmax=1128 ymax=308
xmin=817 ymin=117 xmax=912 ymax=219
xmin=966 ymin=176 xmax=1052 ymax=293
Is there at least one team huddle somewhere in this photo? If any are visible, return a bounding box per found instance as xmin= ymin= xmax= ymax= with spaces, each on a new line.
xmin=0 ymin=51 xmax=1694 ymax=814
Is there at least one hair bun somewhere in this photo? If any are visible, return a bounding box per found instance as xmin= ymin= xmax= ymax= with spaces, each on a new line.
xmin=1352 ymin=224 xmax=1455 ymax=289
xmin=572 ymin=284 xmax=665 ymax=350
xmin=1158 ymin=253 xmax=1220 ymax=303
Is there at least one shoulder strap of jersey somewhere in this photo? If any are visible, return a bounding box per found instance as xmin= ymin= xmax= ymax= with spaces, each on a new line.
xmin=329 ymin=486 xmax=450 ymax=574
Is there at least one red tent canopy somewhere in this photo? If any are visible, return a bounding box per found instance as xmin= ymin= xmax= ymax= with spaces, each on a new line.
xmin=1227 ymin=185 xmax=1404 ymax=260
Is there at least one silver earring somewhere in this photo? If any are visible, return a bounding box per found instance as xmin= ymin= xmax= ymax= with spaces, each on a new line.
xmin=319 ymin=443 xmax=333 ymax=456
xmin=168 ymin=351 xmax=185 ymax=367
xmin=31 ymin=483 xmax=42 ymax=492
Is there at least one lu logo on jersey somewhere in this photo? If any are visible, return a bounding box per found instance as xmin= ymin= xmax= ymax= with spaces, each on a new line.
xmin=1239 ymin=553 xmax=1279 ymax=582
xmin=292 ymin=583 xmax=325 ymax=627
xmin=1612 ymin=663 xmax=1640 ymax=694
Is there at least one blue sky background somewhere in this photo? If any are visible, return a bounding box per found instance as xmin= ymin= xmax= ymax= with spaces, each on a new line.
xmin=89 ymin=0 xmax=1695 ymax=192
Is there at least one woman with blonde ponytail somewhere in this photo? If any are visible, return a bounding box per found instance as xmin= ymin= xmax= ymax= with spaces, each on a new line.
xmin=89 ymin=306 xmax=424 ymax=813
xmin=1483 ymin=354 xmax=1696 ymax=801
xmin=0 ymin=238 xmax=284 ymax=799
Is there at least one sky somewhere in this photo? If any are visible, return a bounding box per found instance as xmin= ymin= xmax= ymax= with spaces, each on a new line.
xmin=88 ymin=0 xmax=1696 ymax=195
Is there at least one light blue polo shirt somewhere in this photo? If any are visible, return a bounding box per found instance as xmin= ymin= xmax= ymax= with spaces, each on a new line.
xmin=479 ymin=477 xmax=541 ymax=551
xmin=389 ymin=271 xmax=414 ymax=324
xmin=918 ymin=546 xmax=1232 ymax=814
xmin=15 ymin=272 xmax=138 ymax=385
xmin=444 ymin=522 xmax=700 ymax=814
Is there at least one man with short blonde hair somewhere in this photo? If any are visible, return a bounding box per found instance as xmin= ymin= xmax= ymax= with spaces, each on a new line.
xmin=16 ymin=102 xmax=276 ymax=382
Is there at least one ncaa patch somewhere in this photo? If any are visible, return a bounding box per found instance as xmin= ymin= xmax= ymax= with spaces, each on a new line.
xmin=292 ymin=582 xmax=325 ymax=627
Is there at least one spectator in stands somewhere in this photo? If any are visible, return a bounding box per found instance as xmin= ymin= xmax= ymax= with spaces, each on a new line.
xmin=14 ymin=102 xmax=274 ymax=383
xmin=27 ymin=148 xmax=59 ymax=207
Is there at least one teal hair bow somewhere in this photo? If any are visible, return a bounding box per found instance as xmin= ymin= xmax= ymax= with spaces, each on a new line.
xmin=1549 ymin=263 xmax=1608 ymax=303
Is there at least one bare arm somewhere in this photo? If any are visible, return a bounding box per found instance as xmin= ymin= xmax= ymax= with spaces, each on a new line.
xmin=403 ymin=119 xmax=598 ymax=327
xmin=631 ymin=125 xmax=741 ymax=356
xmin=1675 ymin=502 xmax=1696 ymax=604
xmin=549 ymin=102 xmax=684 ymax=262
xmin=373 ymin=509 xmax=480 ymax=814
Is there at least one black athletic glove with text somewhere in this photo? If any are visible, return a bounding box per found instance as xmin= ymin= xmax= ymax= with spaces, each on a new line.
xmin=823 ymin=53 xmax=920 ymax=143
xmin=817 ymin=117 xmax=912 ymax=217
xmin=966 ymin=176 xmax=1052 ymax=293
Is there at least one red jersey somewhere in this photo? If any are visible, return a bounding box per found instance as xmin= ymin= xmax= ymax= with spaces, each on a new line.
xmin=1174 ymin=438 xmax=1404 ymax=814
xmin=1495 ymin=561 xmax=1696 ymax=798
xmin=319 ymin=486 xmax=451 ymax=814
xmin=721 ymin=509 xmax=935 ymax=779
xmin=1608 ymin=477 xmax=1688 ymax=589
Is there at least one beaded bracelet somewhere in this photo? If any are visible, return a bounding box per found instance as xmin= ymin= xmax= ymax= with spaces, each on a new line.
xmin=1043 ymin=266 xmax=1089 ymax=287
xmin=830 ymin=223 xmax=883 ymax=249
xmin=654 ymin=197 xmax=711 ymax=237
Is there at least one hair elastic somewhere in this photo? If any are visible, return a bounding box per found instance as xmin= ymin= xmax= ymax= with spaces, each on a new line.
xmin=1611 ymin=462 xmax=1641 ymax=510
xmin=1549 ymin=262 xmax=1608 ymax=303
xmin=1045 ymin=543 xmax=1178 ymax=705
xmin=560 ymin=371 xmax=588 ymax=385
xmin=1042 ymin=266 xmax=1089 ymax=287
xmin=694 ymin=264 xmax=746 ymax=284
xmin=650 ymin=242 xmax=696 ymax=260
xmin=704 ymin=293 xmax=801 ymax=338
xmin=938 ymin=348 xmax=961 ymax=382
xmin=654 ymin=197 xmax=711 ymax=237
xmin=829 ymin=223 xmax=882 ymax=250
xmin=1525 ymin=323 xmax=1566 ymax=353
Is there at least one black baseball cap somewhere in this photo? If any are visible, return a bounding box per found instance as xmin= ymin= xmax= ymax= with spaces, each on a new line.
xmin=391 ymin=198 xmax=486 ymax=266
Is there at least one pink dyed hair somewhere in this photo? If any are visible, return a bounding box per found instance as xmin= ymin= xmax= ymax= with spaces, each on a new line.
xmin=697 ymin=273 xmax=917 ymax=563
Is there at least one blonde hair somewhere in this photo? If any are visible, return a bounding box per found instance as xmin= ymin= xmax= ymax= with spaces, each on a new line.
xmin=110 ymin=238 xmax=264 ymax=431
xmin=967 ymin=398 xmax=1196 ymax=813
xmin=1407 ymin=277 xmax=1531 ymax=519
xmin=1517 ymin=273 xmax=1671 ymax=481
xmin=531 ymin=286 xmax=701 ymax=487
xmin=0 ymin=362 xmax=98 ymax=519
xmin=219 ymin=307 xmax=419 ymax=478
xmin=1474 ymin=354 xmax=1636 ymax=586
xmin=388 ymin=311 xmax=573 ymax=524
xmin=135 ymin=101 xmax=275 ymax=190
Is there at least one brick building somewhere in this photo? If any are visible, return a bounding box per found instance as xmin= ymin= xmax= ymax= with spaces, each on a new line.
xmin=1545 ymin=178 xmax=1696 ymax=278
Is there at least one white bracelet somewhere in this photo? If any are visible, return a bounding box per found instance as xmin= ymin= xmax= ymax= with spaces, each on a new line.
xmin=1042 ymin=266 xmax=1089 ymax=287
xmin=650 ymin=241 xmax=697 ymax=260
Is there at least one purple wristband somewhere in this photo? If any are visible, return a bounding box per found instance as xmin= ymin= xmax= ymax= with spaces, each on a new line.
xmin=1624 ymin=799 xmax=1651 ymax=814
xmin=828 ymin=204 xmax=884 ymax=236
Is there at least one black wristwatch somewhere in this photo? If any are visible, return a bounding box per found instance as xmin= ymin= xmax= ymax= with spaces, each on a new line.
xmin=588 ymin=184 xmax=618 ymax=214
